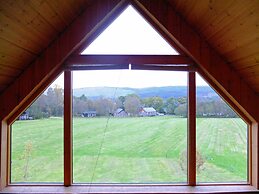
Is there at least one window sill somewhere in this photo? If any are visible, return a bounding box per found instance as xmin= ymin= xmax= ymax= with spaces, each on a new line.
xmin=1 ymin=185 xmax=258 ymax=193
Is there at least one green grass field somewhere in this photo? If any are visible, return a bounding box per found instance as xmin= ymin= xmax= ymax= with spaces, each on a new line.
xmin=11 ymin=117 xmax=247 ymax=183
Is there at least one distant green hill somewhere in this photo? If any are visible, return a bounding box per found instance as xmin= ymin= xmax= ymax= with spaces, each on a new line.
xmin=73 ymin=87 xmax=134 ymax=99
xmin=73 ymin=86 xmax=218 ymax=100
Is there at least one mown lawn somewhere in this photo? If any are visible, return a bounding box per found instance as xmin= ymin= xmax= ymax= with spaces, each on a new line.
xmin=11 ymin=117 xmax=247 ymax=183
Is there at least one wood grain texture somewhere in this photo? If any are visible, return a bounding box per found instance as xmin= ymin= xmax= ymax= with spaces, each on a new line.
xmin=6 ymin=68 xmax=64 ymax=125
xmin=0 ymin=121 xmax=8 ymax=189
xmin=251 ymin=122 xmax=259 ymax=189
xmin=67 ymin=55 xmax=192 ymax=65
xmin=64 ymin=71 xmax=72 ymax=186
xmin=0 ymin=1 xmax=258 ymax=192
xmin=168 ymin=0 xmax=259 ymax=94
xmin=0 ymin=185 xmax=258 ymax=193
xmin=0 ymin=0 xmax=91 ymax=93
xmin=0 ymin=0 xmax=124 ymax=121
xmin=0 ymin=0 xmax=258 ymax=94
xmin=188 ymin=72 xmax=196 ymax=185
xmin=136 ymin=0 xmax=259 ymax=123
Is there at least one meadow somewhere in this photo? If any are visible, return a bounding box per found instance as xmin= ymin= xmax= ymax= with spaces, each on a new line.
xmin=11 ymin=116 xmax=247 ymax=183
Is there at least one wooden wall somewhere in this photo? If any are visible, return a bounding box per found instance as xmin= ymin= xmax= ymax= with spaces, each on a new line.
xmin=0 ymin=0 xmax=124 ymax=121
xmin=168 ymin=0 xmax=259 ymax=94
xmin=0 ymin=0 xmax=93 ymax=93
xmin=135 ymin=0 xmax=259 ymax=123
xmin=0 ymin=0 xmax=258 ymax=190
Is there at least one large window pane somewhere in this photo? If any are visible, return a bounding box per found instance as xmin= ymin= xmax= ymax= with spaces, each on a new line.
xmin=11 ymin=73 xmax=64 ymax=183
xmin=73 ymin=70 xmax=187 ymax=183
xmin=81 ymin=5 xmax=178 ymax=55
xmin=196 ymin=73 xmax=248 ymax=183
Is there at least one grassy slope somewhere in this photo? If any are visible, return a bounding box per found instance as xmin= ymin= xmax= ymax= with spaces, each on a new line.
xmin=11 ymin=117 xmax=247 ymax=183
xmin=73 ymin=117 xmax=187 ymax=183
xmin=196 ymin=118 xmax=247 ymax=182
xmin=11 ymin=118 xmax=63 ymax=182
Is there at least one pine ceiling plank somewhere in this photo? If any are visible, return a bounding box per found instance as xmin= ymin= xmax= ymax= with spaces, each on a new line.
xmin=46 ymin=0 xmax=80 ymax=27
xmin=201 ymin=1 xmax=254 ymax=39
xmin=192 ymin=0 xmax=236 ymax=34
xmin=209 ymin=13 xmax=259 ymax=54
xmin=69 ymin=0 xmax=94 ymax=15
xmin=224 ymin=40 xmax=259 ymax=62
xmin=44 ymin=0 xmax=70 ymax=27
xmin=16 ymin=0 xmax=58 ymax=41
xmin=0 ymin=37 xmax=36 ymax=59
xmin=29 ymin=0 xmax=68 ymax=33
xmin=57 ymin=0 xmax=77 ymax=20
xmin=176 ymin=0 xmax=196 ymax=22
xmin=0 ymin=39 xmax=36 ymax=65
xmin=0 ymin=4 xmax=54 ymax=54
xmin=170 ymin=0 xmax=259 ymax=94
xmin=0 ymin=0 xmax=58 ymax=45
xmin=227 ymin=45 xmax=259 ymax=64
xmin=220 ymin=35 xmax=259 ymax=57
xmin=237 ymin=65 xmax=259 ymax=72
xmin=0 ymin=0 xmax=90 ymax=96
xmin=0 ymin=53 xmax=35 ymax=70
xmin=206 ymin=1 xmax=259 ymax=42
xmin=171 ymin=0 xmax=238 ymax=37
xmin=235 ymin=56 xmax=259 ymax=69
xmin=0 ymin=0 xmax=124 ymax=121
xmin=183 ymin=1 xmax=210 ymax=28
xmin=137 ymin=0 xmax=259 ymax=122
xmin=238 ymin=65 xmax=259 ymax=75
xmin=0 ymin=11 xmax=44 ymax=54
xmin=62 ymin=0 xmax=86 ymax=17
xmin=0 ymin=56 xmax=25 ymax=70
xmin=214 ymin=21 xmax=259 ymax=51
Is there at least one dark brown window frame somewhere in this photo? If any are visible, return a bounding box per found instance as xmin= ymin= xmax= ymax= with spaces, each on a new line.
xmin=1 ymin=55 xmax=255 ymax=193
xmin=63 ymin=55 xmax=250 ymax=186
xmin=0 ymin=0 xmax=257 ymax=191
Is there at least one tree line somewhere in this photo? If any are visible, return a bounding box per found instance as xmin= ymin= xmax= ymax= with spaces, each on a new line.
xmin=26 ymin=86 xmax=237 ymax=119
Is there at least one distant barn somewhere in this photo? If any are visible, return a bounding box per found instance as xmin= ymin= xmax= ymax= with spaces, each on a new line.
xmin=139 ymin=107 xmax=157 ymax=117
xmin=114 ymin=108 xmax=128 ymax=117
xmin=82 ymin=111 xmax=97 ymax=118
xmin=19 ymin=111 xmax=33 ymax=120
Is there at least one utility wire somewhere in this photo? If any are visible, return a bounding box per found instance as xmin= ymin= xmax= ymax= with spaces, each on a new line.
xmin=87 ymin=70 xmax=123 ymax=193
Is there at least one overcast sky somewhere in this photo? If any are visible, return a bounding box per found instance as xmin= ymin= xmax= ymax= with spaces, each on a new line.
xmin=51 ymin=5 xmax=207 ymax=89
xmin=81 ymin=5 xmax=178 ymax=55
xmin=52 ymin=70 xmax=207 ymax=89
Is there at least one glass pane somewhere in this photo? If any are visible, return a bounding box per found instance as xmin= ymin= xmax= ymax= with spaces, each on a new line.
xmin=196 ymin=73 xmax=248 ymax=183
xmin=81 ymin=5 xmax=179 ymax=55
xmin=11 ymin=73 xmax=64 ymax=183
xmin=73 ymin=70 xmax=187 ymax=183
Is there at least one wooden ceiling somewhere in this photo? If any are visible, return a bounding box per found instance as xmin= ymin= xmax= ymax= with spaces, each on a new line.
xmin=0 ymin=0 xmax=93 ymax=92
xmin=0 ymin=0 xmax=258 ymax=95
xmin=168 ymin=0 xmax=259 ymax=94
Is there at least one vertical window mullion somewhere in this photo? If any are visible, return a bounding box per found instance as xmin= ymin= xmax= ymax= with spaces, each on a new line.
xmin=64 ymin=70 xmax=72 ymax=186
xmin=188 ymin=72 xmax=196 ymax=185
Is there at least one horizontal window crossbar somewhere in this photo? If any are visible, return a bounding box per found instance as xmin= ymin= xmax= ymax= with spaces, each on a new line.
xmin=68 ymin=64 xmax=129 ymax=71
xmin=67 ymin=64 xmax=195 ymax=71
xmin=66 ymin=55 xmax=193 ymax=65
xmin=131 ymin=64 xmax=195 ymax=71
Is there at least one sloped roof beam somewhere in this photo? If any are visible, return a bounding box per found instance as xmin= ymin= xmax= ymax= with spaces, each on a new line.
xmin=0 ymin=0 xmax=127 ymax=121
xmin=134 ymin=0 xmax=259 ymax=122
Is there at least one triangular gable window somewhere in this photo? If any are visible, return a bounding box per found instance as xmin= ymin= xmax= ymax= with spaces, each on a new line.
xmin=81 ymin=5 xmax=179 ymax=55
